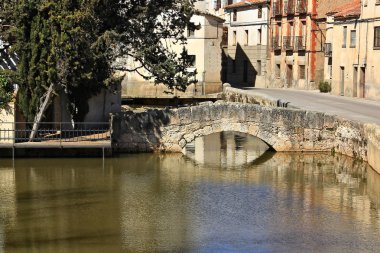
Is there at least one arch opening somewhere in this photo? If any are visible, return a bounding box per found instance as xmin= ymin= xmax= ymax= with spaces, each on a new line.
xmin=183 ymin=131 xmax=276 ymax=168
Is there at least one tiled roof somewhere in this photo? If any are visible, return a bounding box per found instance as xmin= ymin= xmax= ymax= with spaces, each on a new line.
xmin=329 ymin=0 xmax=361 ymax=19
xmin=225 ymin=0 xmax=267 ymax=10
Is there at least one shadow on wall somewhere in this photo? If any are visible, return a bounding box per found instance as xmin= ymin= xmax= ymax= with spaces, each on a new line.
xmin=112 ymin=109 xmax=172 ymax=152
xmin=222 ymin=43 xmax=257 ymax=88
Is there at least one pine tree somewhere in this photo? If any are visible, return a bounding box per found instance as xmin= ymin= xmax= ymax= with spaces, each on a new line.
xmin=0 ymin=0 xmax=196 ymax=123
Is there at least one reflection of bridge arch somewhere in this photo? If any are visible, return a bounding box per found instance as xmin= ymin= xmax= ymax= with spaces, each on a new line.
xmin=184 ymin=131 xmax=274 ymax=168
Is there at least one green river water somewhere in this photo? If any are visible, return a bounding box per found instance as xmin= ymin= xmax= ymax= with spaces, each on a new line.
xmin=0 ymin=132 xmax=380 ymax=252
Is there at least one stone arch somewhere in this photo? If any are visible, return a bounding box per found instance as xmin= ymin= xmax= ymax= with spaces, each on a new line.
xmin=177 ymin=122 xmax=277 ymax=153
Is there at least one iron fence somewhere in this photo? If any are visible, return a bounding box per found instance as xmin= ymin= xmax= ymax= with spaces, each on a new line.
xmin=283 ymin=36 xmax=294 ymax=51
xmin=0 ymin=122 xmax=111 ymax=145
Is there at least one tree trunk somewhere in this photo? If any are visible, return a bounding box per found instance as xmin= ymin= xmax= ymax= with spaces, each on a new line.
xmin=29 ymin=83 xmax=55 ymax=141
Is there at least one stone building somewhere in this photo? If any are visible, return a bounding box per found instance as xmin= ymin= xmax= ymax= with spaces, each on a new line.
xmin=223 ymin=0 xmax=269 ymax=88
xmin=267 ymin=0 xmax=352 ymax=90
xmin=326 ymin=0 xmax=380 ymax=101
xmin=122 ymin=3 xmax=225 ymax=97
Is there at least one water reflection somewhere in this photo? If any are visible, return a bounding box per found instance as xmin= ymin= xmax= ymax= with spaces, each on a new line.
xmin=184 ymin=132 xmax=271 ymax=168
xmin=0 ymin=150 xmax=380 ymax=252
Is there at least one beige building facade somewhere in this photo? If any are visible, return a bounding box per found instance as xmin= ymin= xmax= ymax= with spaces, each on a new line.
xmin=223 ymin=0 xmax=269 ymax=88
xmin=122 ymin=3 xmax=225 ymax=97
xmin=326 ymin=0 xmax=380 ymax=101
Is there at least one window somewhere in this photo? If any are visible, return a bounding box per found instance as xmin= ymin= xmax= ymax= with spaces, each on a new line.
xmin=374 ymin=26 xmax=380 ymax=48
xmin=299 ymin=65 xmax=305 ymax=79
xmin=350 ymin=30 xmax=356 ymax=48
xmin=188 ymin=55 xmax=196 ymax=67
xmin=258 ymin=5 xmax=263 ymax=18
xmin=233 ymin=31 xmax=237 ymax=46
xmin=258 ymin=29 xmax=262 ymax=44
xmin=275 ymin=64 xmax=281 ymax=78
xmin=233 ymin=9 xmax=237 ymax=21
xmin=187 ymin=27 xmax=195 ymax=37
xmin=245 ymin=30 xmax=249 ymax=45
xmin=215 ymin=0 xmax=221 ymax=10
xmin=343 ymin=26 xmax=347 ymax=48
xmin=257 ymin=60 xmax=262 ymax=76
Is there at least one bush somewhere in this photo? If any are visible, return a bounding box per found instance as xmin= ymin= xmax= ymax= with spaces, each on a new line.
xmin=319 ymin=81 xmax=331 ymax=93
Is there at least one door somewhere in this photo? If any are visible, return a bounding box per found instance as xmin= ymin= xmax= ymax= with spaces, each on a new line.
xmin=287 ymin=64 xmax=293 ymax=87
xmin=340 ymin=67 xmax=345 ymax=96
xmin=359 ymin=67 xmax=366 ymax=98
xmin=353 ymin=66 xmax=358 ymax=97
xmin=243 ymin=60 xmax=248 ymax=83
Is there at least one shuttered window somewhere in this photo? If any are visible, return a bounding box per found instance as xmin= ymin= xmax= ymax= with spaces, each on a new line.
xmin=350 ymin=30 xmax=356 ymax=48
xmin=374 ymin=27 xmax=380 ymax=48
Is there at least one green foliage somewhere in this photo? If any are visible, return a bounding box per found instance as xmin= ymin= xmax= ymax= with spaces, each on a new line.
xmin=319 ymin=81 xmax=332 ymax=93
xmin=0 ymin=70 xmax=15 ymax=110
xmin=1 ymin=0 xmax=196 ymax=121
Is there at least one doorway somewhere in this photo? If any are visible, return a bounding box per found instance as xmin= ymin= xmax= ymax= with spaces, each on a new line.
xmin=359 ymin=67 xmax=366 ymax=98
xmin=340 ymin=67 xmax=345 ymax=96
xmin=353 ymin=66 xmax=358 ymax=97
xmin=287 ymin=64 xmax=293 ymax=87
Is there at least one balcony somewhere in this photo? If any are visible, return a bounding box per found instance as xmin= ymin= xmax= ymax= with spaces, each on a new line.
xmin=273 ymin=2 xmax=282 ymax=16
xmin=284 ymin=0 xmax=295 ymax=15
xmin=294 ymin=36 xmax=306 ymax=50
xmin=272 ymin=36 xmax=281 ymax=51
xmin=283 ymin=36 xmax=294 ymax=51
xmin=296 ymin=0 xmax=307 ymax=13
xmin=324 ymin=43 xmax=332 ymax=57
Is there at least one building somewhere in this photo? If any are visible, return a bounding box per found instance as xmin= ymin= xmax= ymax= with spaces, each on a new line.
xmin=223 ymin=0 xmax=269 ymax=88
xmin=122 ymin=3 xmax=225 ymax=97
xmin=326 ymin=0 xmax=380 ymax=101
xmin=267 ymin=0 xmax=352 ymax=90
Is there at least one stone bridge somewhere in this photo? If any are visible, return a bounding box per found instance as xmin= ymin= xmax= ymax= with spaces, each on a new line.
xmin=111 ymin=101 xmax=371 ymax=161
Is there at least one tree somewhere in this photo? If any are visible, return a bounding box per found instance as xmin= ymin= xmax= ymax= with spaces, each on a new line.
xmin=0 ymin=0 xmax=197 ymax=126
xmin=0 ymin=70 xmax=15 ymax=111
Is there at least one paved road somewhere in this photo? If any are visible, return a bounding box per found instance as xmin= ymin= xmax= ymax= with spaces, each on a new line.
xmin=242 ymin=88 xmax=380 ymax=126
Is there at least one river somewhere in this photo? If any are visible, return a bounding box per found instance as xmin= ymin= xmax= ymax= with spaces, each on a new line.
xmin=0 ymin=132 xmax=379 ymax=252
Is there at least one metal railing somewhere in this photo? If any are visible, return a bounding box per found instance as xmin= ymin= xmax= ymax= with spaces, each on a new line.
xmin=0 ymin=122 xmax=111 ymax=145
xmin=324 ymin=43 xmax=332 ymax=57
xmin=283 ymin=36 xmax=294 ymax=50
xmin=273 ymin=2 xmax=282 ymax=16
xmin=296 ymin=0 xmax=307 ymax=13
xmin=294 ymin=36 xmax=306 ymax=50
xmin=272 ymin=36 xmax=282 ymax=50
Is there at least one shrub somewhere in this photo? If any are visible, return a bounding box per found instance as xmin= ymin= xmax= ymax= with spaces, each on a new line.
xmin=319 ymin=81 xmax=331 ymax=93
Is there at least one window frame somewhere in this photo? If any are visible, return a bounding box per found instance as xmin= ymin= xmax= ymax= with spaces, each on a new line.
xmin=374 ymin=26 xmax=380 ymax=49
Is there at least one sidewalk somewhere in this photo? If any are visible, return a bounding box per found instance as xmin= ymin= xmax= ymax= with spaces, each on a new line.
xmin=240 ymin=88 xmax=380 ymax=126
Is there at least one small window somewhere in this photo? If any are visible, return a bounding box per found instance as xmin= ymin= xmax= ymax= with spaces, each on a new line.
xmin=233 ymin=9 xmax=237 ymax=21
xmin=275 ymin=64 xmax=281 ymax=78
xmin=233 ymin=31 xmax=237 ymax=46
xmin=343 ymin=26 xmax=347 ymax=48
xmin=299 ymin=65 xmax=305 ymax=79
xmin=244 ymin=30 xmax=249 ymax=45
xmin=374 ymin=26 xmax=380 ymax=48
xmin=350 ymin=30 xmax=356 ymax=48
xmin=258 ymin=29 xmax=262 ymax=44
xmin=188 ymin=55 xmax=196 ymax=67
xmin=258 ymin=5 xmax=263 ymax=19
xmin=257 ymin=60 xmax=262 ymax=76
